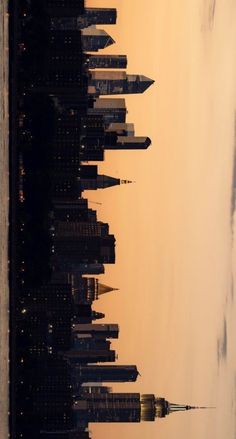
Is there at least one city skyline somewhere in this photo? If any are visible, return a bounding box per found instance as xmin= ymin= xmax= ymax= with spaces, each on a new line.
xmin=7 ymin=1 xmax=236 ymax=439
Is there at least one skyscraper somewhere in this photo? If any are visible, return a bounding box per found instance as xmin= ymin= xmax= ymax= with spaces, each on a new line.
xmin=72 ymin=323 xmax=119 ymax=339
xmin=52 ymin=234 xmax=116 ymax=266
xmin=78 ymin=172 xmax=132 ymax=191
xmin=50 ymin=8 xmax=117 ymax=30
xmin=79 ymin=8 xmax=117 ymax=28
xmin=73 ymin=277 xmax=118 ymax=305
xmin=87 ymin=98 xmax=127 ymax=126
xmin=64 ymin=349 xmax=116 ymax=364
xmin=53 ymin=220 xmax=109 ymax=238
xmin=88 ymin=72 xmax=154 ymax=96
xmin=73 ymin=394 xmax=205 ymax=423
xmin=82 ymin=27 xmax=115 ymax=52
xmin=46 ymin=0 xmax=85 ymax=17
xmin=74 ymin=365 xmax=139 ymax=383
xmin=106 ymin=123 xmax=135 ymax=136
xmin=87 ymin=55 xmax=127 ymax=69
xmin=104 ymin=133 xmax=152 ymax=150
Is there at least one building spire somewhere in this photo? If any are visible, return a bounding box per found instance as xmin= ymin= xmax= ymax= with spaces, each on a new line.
xmin=153 ymin=398 xmax=215 ymax=419
xmin=168 ymin=403 xmax=214 ymax=413
xmin=97 ymin=283 xmax=119 ymax=297
xmin=120 ymin=180 xmax=133 ymax=184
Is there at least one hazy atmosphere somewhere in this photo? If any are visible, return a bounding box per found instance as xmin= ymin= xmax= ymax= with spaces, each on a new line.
xmin=85 ymin=1 xmax=236 ymax=439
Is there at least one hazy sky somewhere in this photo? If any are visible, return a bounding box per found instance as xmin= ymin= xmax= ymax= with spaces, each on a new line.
xmin=85 ymin=1 xmax=236 ymax=439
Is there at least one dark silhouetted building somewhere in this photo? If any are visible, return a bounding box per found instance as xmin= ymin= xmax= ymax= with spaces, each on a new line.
xmin=46 ymin=0 xmax=85 ymax=17
xmin=73 ymin=277 xmax=118 ymax=305
xmin=50 ymin=8 xmax=117 ymax=30
xmin=52 ymin=234 xmax=116 ymax=267
xmin=64 ymin=349 xmax=116 ymax=364
xmin=73 ymin=394 xmax=201 ymax=423
xmin=75 ymin=365 xmax=139 ymax=383
xmin=78 ymin=169 xmax=132 ymax=191
xmin=104 ymin=133 xmax=151 ymax=150
xmin=72 ymin=323 xmax=119 ymax=339
xmin=82 ymin=27 xmax=115 ymax=52
xmin=88 ymin=72 xmax=154 ymax=96
xmin=87 ymin=98 xmax=127 ymax=126
xmin=19 ymin=284 xmax=73 ymax=354
xmin=87 ymin=54 xmax=127 ymax=69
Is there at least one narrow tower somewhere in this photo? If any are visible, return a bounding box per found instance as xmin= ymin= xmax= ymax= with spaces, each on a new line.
xmin=73 ymin=394 xmax=210 ymax=423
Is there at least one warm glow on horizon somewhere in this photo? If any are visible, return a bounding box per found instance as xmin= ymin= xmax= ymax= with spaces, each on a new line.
xmin=84 ymin=2 xmax=236 ymax=439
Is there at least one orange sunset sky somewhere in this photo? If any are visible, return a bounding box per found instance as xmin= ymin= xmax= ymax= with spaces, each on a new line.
xmin=84 ymin=1 xmax=236 ymax=439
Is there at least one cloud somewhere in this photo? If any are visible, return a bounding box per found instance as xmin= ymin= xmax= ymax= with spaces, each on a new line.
xmin=217 ymin=317 xmax=227 ymax=364
xmin=201 ymin=0 xmax=216 ymax=31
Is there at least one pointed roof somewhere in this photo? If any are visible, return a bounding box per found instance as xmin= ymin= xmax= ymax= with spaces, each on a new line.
xmin=98 ymin=283 xmax=119 ymax=296
xmin=82 ymin=26 xmax=115 ymax=49
xmin=127 ymin=74 xmax=155 ymax=93
xmin=97 ymin=175 xmax=121 ymax=188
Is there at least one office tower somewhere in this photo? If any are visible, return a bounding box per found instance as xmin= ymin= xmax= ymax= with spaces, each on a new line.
xmin=29 ymin=358 xmax=73 ymax=431
xmin=79 ymin=114 xmax=105 ymax=161
xmin=79 ymin=171 xmax=132 ymax=191
xmin=104 ymin=134 xmax=152 ymax=150
xmin=75 ymin=365 xmax=139 ymax=383
xmin=73 ymin=304 xmax=105 ymax=324
xmin=80 ymin=8 xmax=117 ymax=28
xmin=52 ymin=174 xmax=80 ymax=201
xmin=52 ymin=112 xmax=104 ymax=165
xmin=87 ymin=98 xmax=127 ymax=126
xmin=46 ymin=0 xmax=85 ymax=17
xmin=73 ymin=394 xmax=204 ymax=423
xmin=50 ymin=8 xmax=116 ymax=30
xmin=53 ymin=220 xmax=109 ymax=238
xmin=52 ymin=168 xmax=113 ymax=200
xmin=72 ymin=337 xmax=111 ymax=352
xmin=87 ymin=54 xmax=127 ymax=69
xmin=82 ymin=27 xmax=115 ymax=52
xmin=88 ymin=71 xmax=154 ymax=95
xmin=64 ymin=349 xmax=116 ymax=364
xmin=75 ymin=263 xmax=105 ymax=275
xmin=80 ymin=386 xmax=112 ymax=396
xmin=19 ymin=284 xmax=73 ymax=354
xmin=73 ymin=323 xmax=119 ymax=339
xmin=53 ymin=200 xmax=97 ymax=222
xmin=27 ymin=68 xmax=87 ymax=89
xmin=52 ymin=234 xmax=116 ymax=266
xmin=106 ymin=123 xmax=135 ymax=136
